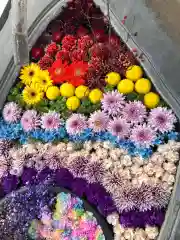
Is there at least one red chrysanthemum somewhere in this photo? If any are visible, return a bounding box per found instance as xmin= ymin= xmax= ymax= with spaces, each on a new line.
xmin=38 ymin=55 xmax=54 ymax=70
xmin=70 ymin=49 xmax=87 ymax=62
xmin=45 ymin=42 xmax=59 ymax=57
xmin=56 ymin=50 xmax=70 ymax=62
xmin=48 ymin=59 xmax=68 ymax=84
xmin=52 ymin=31 xmax=64 ymax=43
xmin=93 ymin=29 xmax=106 ymax=42
xmin=65 ymin=61 xmax=88 ymax=86
xmin=61 ymin=35 xmax=77 ymax=51
xmin=31 ymin=47 xmax=44 ymax=60
xmin=89 ymin=43 xmax=109 ymax=59
xmin=78 ymin=35 xmax=94 ymax=50
xmin=77 ymin=26 xmax=89 ymax=38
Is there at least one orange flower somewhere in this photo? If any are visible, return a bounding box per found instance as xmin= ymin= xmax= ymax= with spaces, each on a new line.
xmin=48 ymin=59 xmax=68 ymax=84
xmin=65 ymin=61 xmax=88 ymax=87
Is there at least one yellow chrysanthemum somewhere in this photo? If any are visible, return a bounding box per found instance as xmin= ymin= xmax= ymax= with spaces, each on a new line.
xmin=32 ymin=70 xmax=53 ymax=91
xmin=22 ymin=85 xmax=43 ymax=105
xmin=20 ymin=63 xmax=41 ymax=85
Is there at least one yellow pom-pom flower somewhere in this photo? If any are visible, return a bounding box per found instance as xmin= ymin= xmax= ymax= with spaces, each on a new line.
xmin=60 ymin=83 xmax=75 ymax=98
xmin=105 ymin=72 xmax=121 ymax=86
xmin=126 ymin=65 xmax=143 ymax=81
xmin=135 ymin=78 xmax=151 ymax=94
xmin=89 ymin=89 xmax=103 ymax=104
xmin=66 ymin=96 xmax=80 ymax=111
xmin=20 ymin=63 xmax=41 ymax=85
xmin=117 ymin=79 xmax=134 ymax=94
xmin=144 ymin=92 xmax=160 ymax=109
xmin=46 ymin=86 xmax=60 ymax=100
xmin=22 ymin=84 xmax=43 ymax=105
xmin=75 ymin=85 xmax=89 ymax=99
xmin=32 ymin=70 xmax=52 ymax=92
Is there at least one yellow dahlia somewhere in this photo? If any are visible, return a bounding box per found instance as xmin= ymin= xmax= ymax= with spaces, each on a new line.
xmin=32 ymin=70 xmax=53 ymax=91
xmin=20 ymin=63 xmax=41 ymax=85
xmin=22 ymin=85 xmax=43 ymax=105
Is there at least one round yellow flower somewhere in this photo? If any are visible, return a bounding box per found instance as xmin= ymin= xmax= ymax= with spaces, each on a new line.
xmin=117 ymin=79 xmax=134 ymax=94
xmin=144 ymin=92 xmax=160 ymax=109
xmin=32 ymin=70 xmax=52 ymax=91
xmin=89 ymin=89 xmax=103 ymax=104
xmin=20 ymin=63 xmax=41 ymax=85
xmin=105 ymin=72 xmax=121 ymax=86
xmin=135 ymin=78 xmax=151 ymax=94
xmin=75 ymin=85 xmax=89 ymax=99
xmin=66 ymin=96 xmax=80 ymax=111
xmin=46 ymin=86 xmax=60 ymax=100
xmin=60 ymin=83 xmax=75 ymax=98
xmin=22 ymin=85 xmax=43 ymax=105
xmin=126 ymin=65 xmax=143 ymax=81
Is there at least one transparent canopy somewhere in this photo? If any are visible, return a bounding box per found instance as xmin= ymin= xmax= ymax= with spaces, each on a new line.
xmin=0 ymin=0 xmax=180 ymax=239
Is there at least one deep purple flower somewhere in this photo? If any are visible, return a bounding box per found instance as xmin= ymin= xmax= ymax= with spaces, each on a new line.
xmin=97 ymin=196 xmax=117 ymax=217
xmin=108 ymin=117 xmax=130 ymax=139
xmin=84 ymin=161 xmax=105 ymax=183
xmin=36 ymin=167 xmax=53 ymax=184
xmin=55 ymin=168 xmax=74 ymax=188
xmin=2 ymin=174 xmax=19 ymax=194
xmin=148 ymin=107 xmax=177 ymax=133
xmin=71 ymin=178 xmax=88 ymax=197
xmin=21 ymin=167 xmax=37 ymax=185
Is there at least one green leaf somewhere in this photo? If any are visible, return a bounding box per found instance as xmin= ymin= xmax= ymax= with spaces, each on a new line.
xmin=7 ymin=94 xmax=16 ymax=102
xmin=104 ymin=85 xmax=115 ymax=92
xmin=126 ymin=92 xmax=139 ymax=101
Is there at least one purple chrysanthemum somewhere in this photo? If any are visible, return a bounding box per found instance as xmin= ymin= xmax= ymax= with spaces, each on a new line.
xmin=41 ymin=112 xmax=62 ymax=130
xmin=148 ymin=107 xmax=177 ymax=133
xmin=66 ymin=114 xmax=87 ymax=135
xmin=84 ymin=161 xmax=105 ymax=183
xmin=2 ymin=102 xmax=22 ymax=123
xmin=122 ymin=101 xmax=146 ymax=124
xmin=130 ymin=124 xmax=156 ymax=148
xmin=68 ymin=156 xmax=89 ymax=177
xmin=108 ymin=117 xmax=130 ymax=139
xmin=101 ymin=170 xmax=125 ymax=193
xmin=0 ymin=140 xmax=13 ymax=158
xmin=21 ymin=110 xmax=40 ymax=132
xmin=101 ymin=90 xmax=125 ymax=116
xmin=89 ymin=110 xmax=109 ymax=132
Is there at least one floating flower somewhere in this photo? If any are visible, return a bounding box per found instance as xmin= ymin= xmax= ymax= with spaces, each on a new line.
xmin=130 ymin=124 xmax=156 ymax=148
xmin=2 ymin=102 xmax=22 ymax=123
xmin=65 ymin=61 xmax=88 ymax=86
xmin=41 ymin=112 xmax=62 ymax=130
xmin=148 ymin=107 xmax=177 ymax=133
xmin=101 ymin=90 xmax=125 ymax=116
xmin=21 ymin=110 xmax=40 ymax=132
xmin=48 ymin=59 xmax=68 ymax=84
xmin=20 ymin=63 xmax=40 ymax=85
xmin=122 ymin=101 xmax=146 ymax=124
xmin=22 ymin=85 xmax=43 ymax=105
xmin=39 ymin=55 xmax=53 ymax=70
xmin=108 ymin=117 xmax=130 ymax=139
xmin=45 ymin=42 xmax=59 ymax=57
xmin=32 ymin=70 xmax=52 ymax=91
xmin=61 ymin=35 xmax=77 ymax=51
xmin=89 ymin=111 xmax=109 ymax=132
xmin=66 ymin=114 xmax=87 ymax=135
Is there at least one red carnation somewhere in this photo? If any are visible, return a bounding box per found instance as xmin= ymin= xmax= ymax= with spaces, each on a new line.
xmin=56 ymin=50 xmax=70 ymax=62
xmin=77 ymin=26 xmax=89 ymax=38
xmin=61 ymin=35 xmax=77 ymax=51
xmin=45 ymin=42 xmax=59 ymax=57
xmin=93 ymin=29 xmax=106 ymax=42
xmin=78 ymin=35 xmax=94 ymax=50
xmin=38 ymin=55 xmax=53 ymax=70
xmin=71 ymin=49 xmax=87 ymax=62
xmin=31 ymin=47 xmax=44 ymax=60
xmin=52 ymin=31 xmax=64 ymax=43
xmin=89 ymin=43 xmax=109 ymax=59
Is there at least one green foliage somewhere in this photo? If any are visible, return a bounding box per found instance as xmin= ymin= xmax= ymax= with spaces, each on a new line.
xmin=104 ymin=84 xmax=115 ymax=92
xmin=77 ymin=98 xmax=101 ymax=115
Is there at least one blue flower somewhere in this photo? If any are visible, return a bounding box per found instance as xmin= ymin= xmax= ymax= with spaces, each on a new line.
xmin=167 ymin=131 xmax=178 ymax=141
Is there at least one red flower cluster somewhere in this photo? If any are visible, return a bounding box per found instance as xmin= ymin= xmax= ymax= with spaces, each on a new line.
xmin=56 ymin=50 xmax=70 ymax=62
xmin=71 ymin=49 xmax=87 ymax=62
xmin=39 ymin=55 xmax=54 ymax=70
xmin=45 ymin=42 xmax=59 ymax=57
xmin=78 ymin=35 xmax=93 ymax=50
xmin=31 ymin=47 xmax=44 ymax=60
xmin=61 ymin=35 xmax=77 ymax=51
xmin=48 ymin=60 xmax=88 ymax=86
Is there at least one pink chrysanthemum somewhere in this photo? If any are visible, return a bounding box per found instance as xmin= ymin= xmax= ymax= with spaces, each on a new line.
xmin=122 ymin=101 xmax=147 ymax=124
xmin=3 ymin=102 xmax=22 ymax=123
xmin=101 ymin=90 xmax=125 ymax=117
xmin=21 ymin=110 xmax=40 ymax=132
xmin=89 ymin=111 xmax=109 ymax=132
xmin=108 ymin=117 xmax=130 ymax=139
xmin=148 ymin=107 xmax=177 ymax=133
xmin=41 ymin=112 xmax=62 ymax=130
xmin=130 ymin=124 xmax=156 ymax=148
xmin=66 ymin=114 xmax=87 ymax=135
